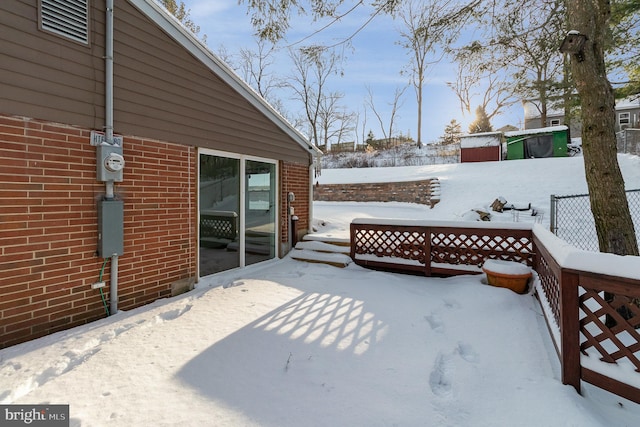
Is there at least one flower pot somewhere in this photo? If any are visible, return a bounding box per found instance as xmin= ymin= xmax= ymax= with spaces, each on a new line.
xmin=482 ymin=260 xmax=532 ymax=294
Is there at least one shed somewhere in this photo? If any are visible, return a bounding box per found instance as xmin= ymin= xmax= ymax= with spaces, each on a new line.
xmin=459 ymin=132 xmax=503 ymax=162
xmin=504 ymin=126 xmax=569 ymax=159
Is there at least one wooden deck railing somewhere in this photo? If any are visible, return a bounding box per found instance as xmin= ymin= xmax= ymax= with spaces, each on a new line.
xmin=350 ymin=219 xmax=535 ymax=276
xmin=350 ymin=219 xmax=640 ymax=404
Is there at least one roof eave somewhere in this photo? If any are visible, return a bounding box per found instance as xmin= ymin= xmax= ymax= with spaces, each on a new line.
xmin=127 ymin=0 xmax=322 ymax=159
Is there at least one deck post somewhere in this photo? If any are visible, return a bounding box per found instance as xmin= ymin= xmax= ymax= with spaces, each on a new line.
xmin=559 ymin=270 xmax=581 ymax=394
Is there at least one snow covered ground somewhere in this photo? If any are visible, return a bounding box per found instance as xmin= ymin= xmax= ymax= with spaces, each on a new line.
xmin=314 ymin=154 xmax=640 ymax=236
xmin=2 ymin=155 xmax=640 ymax=426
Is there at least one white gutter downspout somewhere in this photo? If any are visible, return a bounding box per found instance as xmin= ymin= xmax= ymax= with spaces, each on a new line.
xmin=309 ymin=164 xmax=314 ymax=236
xmin=105 ymin=0 xmax=114 ymax=168
xmin=105 ymin=0 xmax=118 ymax=314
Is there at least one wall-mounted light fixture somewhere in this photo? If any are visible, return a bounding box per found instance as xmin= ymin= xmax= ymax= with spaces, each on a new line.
xmin=559 ymin=30 xmax=587 ymax=62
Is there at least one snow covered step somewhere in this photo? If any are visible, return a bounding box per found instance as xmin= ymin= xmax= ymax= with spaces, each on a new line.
xmin=295 ymin=240 xmax=351 ymax=254
xmin=290 ymin=249 xmax=353 ymax=268
xmin=302 ymin=234 xmax=351 ymax=246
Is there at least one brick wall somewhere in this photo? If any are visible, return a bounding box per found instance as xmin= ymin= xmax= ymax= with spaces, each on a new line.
xmin=0 ymin=115 xmax=196 ymax=348
xmin=280 ymin=161 xmax=311 ymax=247
xmin=314 ymin=179 xmax=440 ymax=207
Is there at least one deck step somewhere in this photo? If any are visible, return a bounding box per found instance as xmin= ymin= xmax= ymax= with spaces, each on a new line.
xmin=290 ymin=249 xmax=352 ymax=268
xmin=302 ymin=234 xmax=351 ymax=246
xmin=295 ymin=240 xmax=351 ymax=254
xmin=290 ymin=235 xmax=353 ymax=267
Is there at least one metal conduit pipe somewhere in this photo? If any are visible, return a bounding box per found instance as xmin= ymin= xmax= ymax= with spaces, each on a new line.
xmin=105 ymin=0 xmax=114 ymax=145
xmin=110 ymin=254 xmax=118 ymax=314
xmin=105 ymin=0 xmax=118 ymax=314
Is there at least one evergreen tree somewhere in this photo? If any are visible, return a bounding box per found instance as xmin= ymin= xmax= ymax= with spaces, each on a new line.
xmin=468 ymin=106 xmax=492 ymax=133
xmin=439 ymin=119 xmax=462 ymax=145
xmin=365 ymin=130 xmax=375 ymax=144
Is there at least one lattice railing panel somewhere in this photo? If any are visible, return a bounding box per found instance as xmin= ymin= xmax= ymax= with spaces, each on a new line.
xmin=430 ymin=232 xmax=533 ymax=267
xmin=579 ymin=288 xmax=640 ymax=371
xmin=353 ymin=227 xmax=427 ymax=264
xmin=351 ymin=221 xmax=640 ymax=402
xmin=352 ymin=224 xmax=534 ymax=271
xmin=200 ymin=215 xmax=237 ymax=239
xmin=535 ymin=251 xmax=561 ymax=328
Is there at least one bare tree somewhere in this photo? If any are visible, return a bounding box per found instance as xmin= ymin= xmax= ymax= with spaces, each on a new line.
xmin=396 ymin=0 xmax=477 ymax=148
xmin=219 ymin=39 xmax=291 ymax=123
xmin=286 ymin=46 xmax=342 ymax=148
xmin=318 ymin=91 xmax=356 ymax=149
xmin=365 ymin=85 xmax=407 ymax=149
xmin=237 ymin=38 xmax=279 ymax=100
xmin=495 ymin=2 xmax=566 ymax=126
xmin=353 ymin=107 xmax=369 ymax=149
xmin=447 ymin=42 xmax=517 ymax=122
xmin=241 ymin=0 xmax=638 ymax=255
xmin=214 ymin=44 xmax=233 ymax=65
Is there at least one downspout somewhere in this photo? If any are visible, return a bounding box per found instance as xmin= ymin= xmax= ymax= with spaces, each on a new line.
xmin=309 ymin=163 xmax=314 ymax=234
xmin=105 ymin=0 xmax=118 ymax=314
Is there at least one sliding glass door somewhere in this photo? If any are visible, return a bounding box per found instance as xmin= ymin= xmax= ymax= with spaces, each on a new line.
xmin=199 ymin=151 xmax=277 ymax=277
xmin=245 ymin=160 xmax=276 ymax=266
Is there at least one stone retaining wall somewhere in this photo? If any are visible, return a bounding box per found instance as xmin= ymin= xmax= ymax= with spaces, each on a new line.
xmin=314 ymin=178 xmax=440 ymax=208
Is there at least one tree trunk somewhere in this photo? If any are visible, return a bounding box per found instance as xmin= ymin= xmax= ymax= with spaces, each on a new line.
xmin=567 ymin=0 xmax=638 ymax=256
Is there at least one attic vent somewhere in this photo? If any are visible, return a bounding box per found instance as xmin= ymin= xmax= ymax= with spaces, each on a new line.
xmin=40 ymin=0 xmax=89 ymax=45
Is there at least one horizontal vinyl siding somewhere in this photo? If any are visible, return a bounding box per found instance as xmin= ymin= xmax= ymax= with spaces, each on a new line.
xmin=0 ymin=0 xmax=104 ymax=129
xmin=114 ymin=1 xmax=310 ymax=164
xmin=0 ymin=0 xmax=311 ymax=164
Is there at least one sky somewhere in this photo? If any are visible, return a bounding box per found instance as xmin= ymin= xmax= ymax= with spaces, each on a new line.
xmin=2 ymin=155 xmax=639 ymax=426
xmin=177 ymin=0 xmax=525 ymax=144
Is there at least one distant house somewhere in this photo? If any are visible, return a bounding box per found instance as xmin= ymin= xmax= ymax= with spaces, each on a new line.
xmin=459 ymin=132 xmax=503 ymax=162
xmin=365 ymin=136 xmax=415 ymax=150
xmin=523 ymin=96 xmax=640 ymax=137
xmin=0 ymin=0 xmax=321 ymax=348
xmin=615 ymin=98 xmax=640 ymax=131
xmin=330 ymin=141 xmax=356 ymax=152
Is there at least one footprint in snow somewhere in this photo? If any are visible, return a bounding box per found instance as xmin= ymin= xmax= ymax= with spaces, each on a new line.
xmin=424 ymin=313 xmax=444 ymax=333
xmin=443 ymin=299 xmax=461 ymax=309
xmin=223 ymin=280 xmax=245 ymax=289
xmin=429 ymin=352 xmax=455 ymax=398
xmin=157 ymin=303 xmax=193 ymax=321
xmin=456 ymin=342 xmax=479 ymax=363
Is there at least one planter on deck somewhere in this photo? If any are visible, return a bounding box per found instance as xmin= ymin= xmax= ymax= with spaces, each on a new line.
xmin=482 ymin=259 xmax=532 ymax=294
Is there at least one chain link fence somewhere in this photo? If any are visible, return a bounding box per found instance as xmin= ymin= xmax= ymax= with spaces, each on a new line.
xmin=550 ymin=189 xmax=640 ymax=252
xmin=617 ymin=128 xmax=640 ymax=155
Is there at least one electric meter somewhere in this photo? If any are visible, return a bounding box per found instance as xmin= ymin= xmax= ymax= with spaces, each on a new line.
xmin=104 ymin=152 xmax=125 ymax=172
xmin=97 ymin=145 xmax=124 ymax=182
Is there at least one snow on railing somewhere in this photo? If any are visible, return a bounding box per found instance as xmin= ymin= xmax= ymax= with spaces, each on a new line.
xmin=350 ymin=219 xmax=640 ymax=404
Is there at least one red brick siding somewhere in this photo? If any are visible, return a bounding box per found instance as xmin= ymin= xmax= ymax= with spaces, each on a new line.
xmin=0 ymin=115 xmax=196 ymax=348
xmin=280 ymin=161 xmax=311 ymax=246
xmin=118 ymin=136 xmax=196 ymax=310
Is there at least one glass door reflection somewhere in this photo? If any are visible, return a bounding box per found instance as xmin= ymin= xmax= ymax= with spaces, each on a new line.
xmin=199 ymin=154 xmax=240 ymax=276
xmin=245 ymin=160 xmax=276 ymax=266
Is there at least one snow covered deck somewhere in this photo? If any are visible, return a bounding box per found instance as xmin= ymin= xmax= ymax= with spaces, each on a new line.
xmin=349 ymin=218 xmax=640 ymax=404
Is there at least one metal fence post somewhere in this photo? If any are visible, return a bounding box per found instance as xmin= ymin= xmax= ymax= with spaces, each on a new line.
xmin=550 ymin=194 xmax=556 ymax=233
